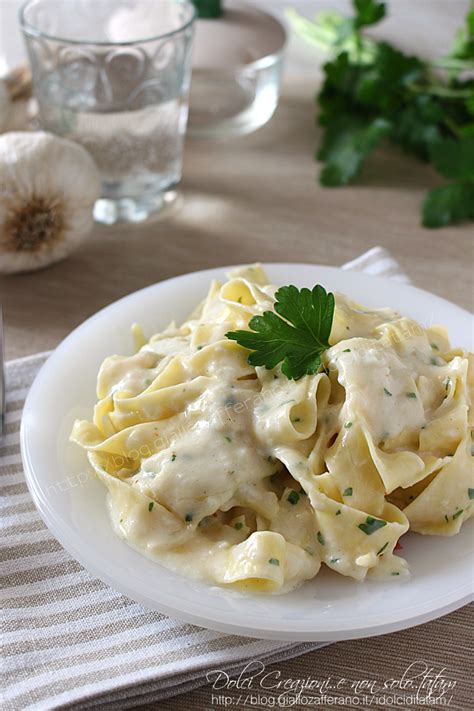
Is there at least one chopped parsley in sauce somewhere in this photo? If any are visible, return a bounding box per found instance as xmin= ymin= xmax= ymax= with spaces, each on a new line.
xmin=269 ymin=558 xmax=280 ymax=566
xmin=317 ymin=531 xmax=325 ymax=545
xmin=287 ymin=490 xmax=300 ymax=505
xmin=224 ymin=436 xmax=232 ymax=443
xmin=383 ymin=387 xmax=392 ymax=396
xmin=406 ymin=392 xmax=417 ymax=399
xmin=468 ymin=488 xmax=474 ymax=500
xmin=431 ymin=343 xmax=439 ymax=350
xmin=171 ymin=453 xmax=177 ymax=462
xmin=391 ymin=572 xmax=400 ymax=576
xmin=185 ymin=513 xmax=193 ymax=522
xmin=342 ymin=348 xmax=351 ymax=353
xmin=330 ymin=557 xmax=340 ymax=563
xmin=343 ymin=487 xmax=353 ymax=497
xmin=148 ymin=502 xmax=154 ymax=512
xmin=358 ymin=516 xmax=387 ymax=535
xmin=344 ymin=421 xmax=353 ymax=429
xmin=335 ymin=509 xmax=342 ymax=516
xmin=234 ymin=522 xmax=243 ymax=530
xmin=377 ymin=542 xmax=389 ymax=556
xmin=444 ymin=514 xmax=449 ymax=523
xmin=452 ymin=509 xmax=463 ymax=520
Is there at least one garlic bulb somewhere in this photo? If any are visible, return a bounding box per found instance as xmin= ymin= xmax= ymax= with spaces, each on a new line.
xmin=0 ymin=80 xmax=11 ymax=133
xmin=0 ymin=131 xmax=101 ymax=274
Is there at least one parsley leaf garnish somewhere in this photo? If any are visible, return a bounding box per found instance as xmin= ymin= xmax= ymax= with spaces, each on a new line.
xmin=358 ymin=516 xmax=387 ymax=535
xmin=226 ymin=285 xmax=335 ymax=380
xmin=287 ymin=490 xmax=301 ymax=505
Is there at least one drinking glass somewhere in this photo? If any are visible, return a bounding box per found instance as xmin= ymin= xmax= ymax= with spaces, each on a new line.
xmin=20 ymin=0 xmax=196 ymax=224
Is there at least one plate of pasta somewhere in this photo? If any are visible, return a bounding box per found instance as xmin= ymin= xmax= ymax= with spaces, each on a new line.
xmin=21 ymin=263 xmax=473 ymax=640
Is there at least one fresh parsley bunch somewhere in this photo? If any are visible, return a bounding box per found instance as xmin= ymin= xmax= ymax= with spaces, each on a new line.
xmin=289 ymin=0 xmax=474 ymax=228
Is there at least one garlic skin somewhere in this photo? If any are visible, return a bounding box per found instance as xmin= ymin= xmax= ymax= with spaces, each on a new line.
xmin=0 ymin=80 xmax=11 ymax=133
xmin=0 ymin=131 xmax=101 ymax=274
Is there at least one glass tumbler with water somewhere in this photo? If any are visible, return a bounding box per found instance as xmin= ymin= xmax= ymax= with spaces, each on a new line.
xmin=20 ymin=0 xmax=196 ymax=224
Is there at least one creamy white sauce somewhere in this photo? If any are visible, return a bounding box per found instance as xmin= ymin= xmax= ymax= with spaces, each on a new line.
xmin=71 ymin=267 xmax=474 ymax=593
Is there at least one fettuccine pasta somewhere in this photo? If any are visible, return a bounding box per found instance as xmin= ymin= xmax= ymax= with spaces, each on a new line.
xmin=71 ymin=265 xmax=474 ymax=593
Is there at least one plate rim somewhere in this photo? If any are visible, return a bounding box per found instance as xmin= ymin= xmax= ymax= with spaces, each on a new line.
xmin=20 ymin=262 xmax=474 ymax=641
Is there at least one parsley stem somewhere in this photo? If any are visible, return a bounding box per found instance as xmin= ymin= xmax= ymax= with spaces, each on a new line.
xmin=408 ymin=81 xmax=474 ymax=100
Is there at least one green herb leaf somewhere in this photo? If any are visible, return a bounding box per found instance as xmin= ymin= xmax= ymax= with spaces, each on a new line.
xmin=452 ymin=509 xmax=463 ymax=520
xmin=148 ymin=502 xmax=154 ymax=512
xmin=377 ymin=541 xmax=389 ymax=555
xmin=191 ymin=0 xmax=221 ymax=19
xmin=422 ymin=182 xmax=474 ymax=228
xmin=319 ymin=115 xmax=392 ymax=186
xmin=317 ymin=531 xmax=325 ymax=545
xmin=468 ymin=488 xmax=474 ymax=500
xmin=353 ymin=0 xmax=386 ymax=28
xmin=269 ymin=558 xmax=280 ymax=566
xmin=358 ymin=516 xmax=387 ymax=535
xmin=343 ymin=487 xmax=353 ymax=496
xmin=226 ymin=284 xmax=335 ymax=380
xmin=383 ymin=387 xmax=392 ymax=396
xmin=185 ymin=513 xmax=193 ymax=522
xmin=430 ymin=136 xmax=474 ymax=182
xmin=287 ymin=490 xmax=300 ymax=505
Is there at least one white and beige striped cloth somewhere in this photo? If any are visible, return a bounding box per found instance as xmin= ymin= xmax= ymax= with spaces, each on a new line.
xmin=1 ymin=248 xmax=410 ymax=710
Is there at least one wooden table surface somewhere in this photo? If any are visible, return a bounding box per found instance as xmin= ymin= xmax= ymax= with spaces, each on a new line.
xmin=1 ymin=1 xmax=473 ymax=709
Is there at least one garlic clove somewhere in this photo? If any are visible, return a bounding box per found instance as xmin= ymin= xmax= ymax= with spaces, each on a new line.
xmin=0 ymin=80 xmax=12 ymax=133
xmin=0 ymin=131 xmax=101 ymax=274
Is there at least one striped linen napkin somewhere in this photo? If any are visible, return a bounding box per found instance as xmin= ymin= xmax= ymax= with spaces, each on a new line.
xmin=1 ymin=247 xmax=410 ymax=711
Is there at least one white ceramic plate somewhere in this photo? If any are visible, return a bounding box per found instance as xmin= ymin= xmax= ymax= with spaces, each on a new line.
xmin=21 ymin=264 xmax=474 ymax=641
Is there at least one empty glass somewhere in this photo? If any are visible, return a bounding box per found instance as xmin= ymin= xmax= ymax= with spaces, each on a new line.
xmin=20 ymin=0 xmax=196 ymax=224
